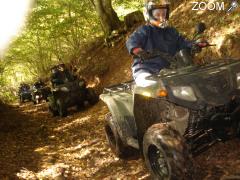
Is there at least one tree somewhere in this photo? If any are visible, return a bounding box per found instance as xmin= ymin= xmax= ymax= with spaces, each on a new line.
xmin=90 ymin=0 xmax=122 ymax=36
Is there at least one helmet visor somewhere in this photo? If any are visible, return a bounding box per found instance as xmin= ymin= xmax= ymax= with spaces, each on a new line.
xmin=152 ymin=8 xmax=167 ymax=21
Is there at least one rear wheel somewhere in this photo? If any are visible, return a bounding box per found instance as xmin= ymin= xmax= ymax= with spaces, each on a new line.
xmin=87 ymin=88 xmax=98 ymax=105
xmin=56 ymin=98 xmax=67 ymax=117
xmin=143 ymin=123 xmax=194 ymax=180
xmin=105 ymin=113 xmax=137 ymax=159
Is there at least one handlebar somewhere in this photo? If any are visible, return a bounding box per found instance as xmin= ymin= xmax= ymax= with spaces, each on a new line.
xmin=207 ymin=44 xmax=216 ymax=46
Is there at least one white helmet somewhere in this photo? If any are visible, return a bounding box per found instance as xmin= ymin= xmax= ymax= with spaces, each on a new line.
xmin=143 ymin=0 xmax=170 ymax=28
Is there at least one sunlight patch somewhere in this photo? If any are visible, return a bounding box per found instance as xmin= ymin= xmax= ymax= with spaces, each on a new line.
xmin=87 ymin=76 xmax=100 ymax=88
xmin=16 ymin=168 xmax=37 ymax=180
xmin=0 ymin=0 xmax=33 ymax=55
xmin=17 ymin=163 xmax=70 ymax=179
xmin=211 ymin=24 xmax=240 ymax=50
xmin=34 ymin=146 xmax=50 ymax=153
xmin=54 ymin=115 xmax=92 ymax=132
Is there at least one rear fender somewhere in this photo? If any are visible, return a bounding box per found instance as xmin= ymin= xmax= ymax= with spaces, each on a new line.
xmin=100 ymin=92 xmax=137 ymax=145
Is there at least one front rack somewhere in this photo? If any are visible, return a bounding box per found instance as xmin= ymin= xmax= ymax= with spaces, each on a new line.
xmin=103 ymin=80 xmax=134 ymax=94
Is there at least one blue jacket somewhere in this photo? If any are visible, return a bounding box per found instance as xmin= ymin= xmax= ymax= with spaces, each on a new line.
xmin=126 ymin=24 xmax=192 ymax=78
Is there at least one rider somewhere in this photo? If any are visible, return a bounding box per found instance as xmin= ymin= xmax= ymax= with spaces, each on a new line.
xmin=50 ymin=64 xmax=76 ymax=87
xmin=33 ymin=79 xmax=45 ymax=89
xmin=126 ymin=0 xmax=202 ymax=86
xmin=50 ymin=65 xmax=65 ymax=87
xmin=19 ymin=83 xmax=30 ymax=94
xmin=58 ymin=63 xmax=76 ymax=82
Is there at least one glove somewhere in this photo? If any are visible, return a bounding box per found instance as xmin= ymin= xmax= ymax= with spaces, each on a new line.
xmin=132 ymin=48 xmax=152 ymax=60
xmin=195 ymin=38 xmax=209 ymax=47
xmin=191 ymin=43 xmax=202 ymax=54
xmin=196 ymin=42 xmax=209 ymax=48
xmin=191 ymin=38 xmax=208 ymax=53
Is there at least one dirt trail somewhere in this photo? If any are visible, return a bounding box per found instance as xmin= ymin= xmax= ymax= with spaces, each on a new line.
xmin=0 ymin=101 xmax=240 ymax=179
xmin=0 ymin=102 xmax=148 ymax=179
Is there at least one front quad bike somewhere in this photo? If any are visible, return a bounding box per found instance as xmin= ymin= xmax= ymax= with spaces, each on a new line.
xmin=48 ymin=80 xmax=98 ymax=117
xmin=100 ymin=24 xmax=240 ymax=179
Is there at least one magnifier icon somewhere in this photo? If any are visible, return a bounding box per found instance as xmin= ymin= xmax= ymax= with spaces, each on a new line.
xmin=227 ymin=0 xmax=239 ymax=12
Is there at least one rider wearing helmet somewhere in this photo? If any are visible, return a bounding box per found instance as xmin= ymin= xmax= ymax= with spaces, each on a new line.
xmin=50 ymin=64 xmax=76 ymax=87
xmin=50 ymin=65 xmax=64 ymax=87
xmin=33 ymin=78 xmax=45 ymax=89
xmin=144 ymin=0 xmax=170 ymax=28
xmin=58 ymin=63 xmax=75 ymax=82
xmin=126 ymin=0 xmax=199 ymax=86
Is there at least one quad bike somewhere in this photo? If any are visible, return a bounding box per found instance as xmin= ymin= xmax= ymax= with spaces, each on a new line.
xmin=48 ymin=79 xmax=98 ymax=117
xmin=32 ymin=86 xmax=51 ymax=104
xmin=19 ymin=87 xmax=32 ymax=103
xmin=100 ymin=23 xmax=240 ymax=179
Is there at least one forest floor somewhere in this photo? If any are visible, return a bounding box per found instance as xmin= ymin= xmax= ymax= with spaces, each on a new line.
xmin=0 ymin=100 xmax=240 ymax=180
xmin=0 ymin=101 xmax=149 ymax=180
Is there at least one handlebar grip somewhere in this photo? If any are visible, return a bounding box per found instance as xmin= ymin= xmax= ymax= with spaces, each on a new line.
xmin=208 ymin=44 xmax=216 ymax=46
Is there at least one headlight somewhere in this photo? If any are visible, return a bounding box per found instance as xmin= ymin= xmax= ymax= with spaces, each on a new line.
xmin=140 ymin=79 xmax=168 ymax=98
xmin=236 ymin=72 xmax=240 ymax=89
xmin=142 ymin=91 xmax=152 ymax=97
xmin=171 ymin=86 xmax=197 ymax=102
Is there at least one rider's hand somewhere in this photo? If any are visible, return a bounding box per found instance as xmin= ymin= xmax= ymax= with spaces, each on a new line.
xmin=132 ymin=47 xmax=151 ymax=60
xmin=196 ymin=42 xmax=209 ymax=48
xmin=191 ymin=38 xmax=209 ymax=54
xmin=191 ymin=43 xmax=202 ymax=54
xmin=195 ymin=38 xmax=209 ymax=48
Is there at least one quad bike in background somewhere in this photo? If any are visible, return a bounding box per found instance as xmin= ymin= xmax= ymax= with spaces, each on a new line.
xmin=18 ymin=83 xmax=32 ymax=103
xmin=32 ymin=85 xmax=51 ymax=104
xmin=48 ymin=78 xmax=98 ymax=117
xmin=100 ymin=23 xmax=240 ymax=179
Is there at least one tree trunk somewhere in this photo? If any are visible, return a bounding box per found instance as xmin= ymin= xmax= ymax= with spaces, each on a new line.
xmin=93 ymin=0 xmax=122 ymax=36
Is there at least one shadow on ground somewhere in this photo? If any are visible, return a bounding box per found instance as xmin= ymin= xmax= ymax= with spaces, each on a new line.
xmin=0 ymin=102 xmax=52 ymax=179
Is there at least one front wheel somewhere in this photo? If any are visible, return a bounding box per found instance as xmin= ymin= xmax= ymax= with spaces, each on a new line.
xmin=105 ymin=113 xmax=137 ymax=159
xmin=143 ymin=123 xmax=194 ymax=180
xmin=86 ymin=88 xmax=98 ymax=105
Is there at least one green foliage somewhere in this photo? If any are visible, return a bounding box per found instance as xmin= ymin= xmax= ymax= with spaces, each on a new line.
xmin=2 ymin=0 xmax=103 ymax=86
xmin=113 ymin=0 xmax=142 ymax=19
xmin=0 ymin=0 xmax=144 ymax=100
xmin=0 ymin=89 xmax=17 ymax=103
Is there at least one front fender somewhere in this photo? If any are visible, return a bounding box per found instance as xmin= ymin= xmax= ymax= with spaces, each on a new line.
xmin=100 ymin=92 xmax=137 ymax=145
xmin=133 ymin=94 xmax=189 ymax=151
